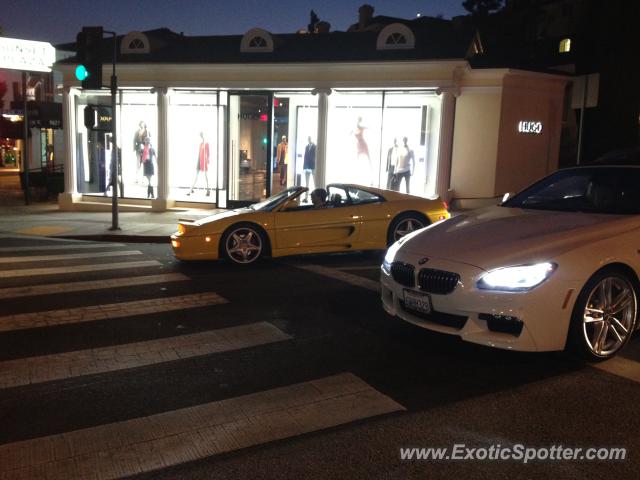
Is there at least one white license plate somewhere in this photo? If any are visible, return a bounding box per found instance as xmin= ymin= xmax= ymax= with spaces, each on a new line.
xmin=404 ymin=289 xmax=432 ymax=315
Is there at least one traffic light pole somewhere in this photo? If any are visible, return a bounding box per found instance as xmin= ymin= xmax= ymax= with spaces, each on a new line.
xmin=22 ymin=71 xmax=30 ymax=205
xmin=105 ymin=30 xmax=119 ymax=231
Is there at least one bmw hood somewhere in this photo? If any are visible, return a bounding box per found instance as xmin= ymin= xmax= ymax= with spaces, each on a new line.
xmin=400 ymin=205 xmax=640 ymax=270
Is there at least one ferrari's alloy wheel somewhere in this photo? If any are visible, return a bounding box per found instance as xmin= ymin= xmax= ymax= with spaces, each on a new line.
xmin=393 ymin=217 xmax=425 ymax=242
xmin=582 ymin=275 xmax=636 ymax=358
xmin=225 ymin=227 xmax=263 ymax=264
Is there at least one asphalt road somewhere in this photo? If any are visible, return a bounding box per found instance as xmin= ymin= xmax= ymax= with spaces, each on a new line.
xmin=0 ymin=235 xmax=638 ymax=479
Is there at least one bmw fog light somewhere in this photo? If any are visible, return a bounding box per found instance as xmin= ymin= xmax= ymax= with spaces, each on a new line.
xmin=477 ymin=262 xmax=556 ymax=292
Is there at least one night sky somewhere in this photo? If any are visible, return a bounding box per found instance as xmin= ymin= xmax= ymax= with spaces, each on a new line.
xmin=3 ymin=0 xmax=467 ymax=45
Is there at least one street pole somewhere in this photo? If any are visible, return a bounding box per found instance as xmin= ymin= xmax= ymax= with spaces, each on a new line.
xmin=22 ymin=71 xmax=30 ymax=205
xmin=105 ymin=31 xmax=119 ymax=230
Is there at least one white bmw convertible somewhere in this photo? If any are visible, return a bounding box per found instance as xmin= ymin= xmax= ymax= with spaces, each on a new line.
xmin=381 ymin=165 xmax=640 ymax=360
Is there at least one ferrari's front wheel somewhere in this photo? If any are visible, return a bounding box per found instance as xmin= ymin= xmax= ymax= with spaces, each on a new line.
xmin=221 ymin=223 xmax=265 ymax=265
xmin=388 ymin=212 xmax=428 ymax=245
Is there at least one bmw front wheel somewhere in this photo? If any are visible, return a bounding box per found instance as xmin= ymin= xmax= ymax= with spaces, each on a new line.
xmin=569 ymin=268 xmax=637 ymax=360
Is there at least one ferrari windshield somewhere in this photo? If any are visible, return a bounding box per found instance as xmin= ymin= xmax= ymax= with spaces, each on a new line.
xmin=251 ymin=187 xmax=304 ymax=212
xmin=503 ymin=167 xmax=640 ymax=214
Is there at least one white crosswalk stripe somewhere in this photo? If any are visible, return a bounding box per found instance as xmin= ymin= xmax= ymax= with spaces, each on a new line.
xmin=0 ymin=273 xmax=189 ymax=300
xmin=295 ymin=263 xmax=380 ymax=292
xmin=0 ymin=250 xmax=142 ymax=264
xmin=0 ymin=322 xmax=290 ymax=388
xmin=0 ymin=292 xmax=229 ymax=333
xmin=0 ymin=260 xmax=161 ymax=278
xmin=592 ymin=356 xmax=640 ymax=384
xmin=0 ymin=243 xmax=126 ymax=253
xmin=0 ymin=373 xmax=404 ymax=480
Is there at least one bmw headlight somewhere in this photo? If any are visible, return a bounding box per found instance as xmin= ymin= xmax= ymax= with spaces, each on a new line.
xmin=477 ymin=262 xmax=556 ymax=292
xmin=382 ymin=236 xmax=412 ymax=274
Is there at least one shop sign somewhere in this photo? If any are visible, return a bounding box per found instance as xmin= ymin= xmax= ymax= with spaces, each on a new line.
xmin=518 ymin=121 xmax=543 ymax=135
xmin=84 ymin=105 xmax=113 ymax=131
xmin=0 ymin=37 xmax=56 ymax=73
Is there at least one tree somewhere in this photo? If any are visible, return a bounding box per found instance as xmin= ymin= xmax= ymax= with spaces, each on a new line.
xmin=462 ymin=0 xmax=504 ymax=18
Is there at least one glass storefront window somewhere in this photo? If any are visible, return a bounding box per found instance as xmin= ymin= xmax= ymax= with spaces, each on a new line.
xmin=75 ymin=90 xmax=158 ymax=198
xmin=327 ymin=91 xmax=383 ymax=187
xmin=381 ymin=92 xmax=442 ymax=197
xmin=168 ymin=91 xmax=218 ymax=202
xmin=326 ymin=90 xmax=441 ymax=197
xmin=75 ymin=92 xmax=113 ymax=195
xmin=118 ymin=91 xmax=158 ymax=199
xmin=273 ymin=92 xmax=318 ymax=194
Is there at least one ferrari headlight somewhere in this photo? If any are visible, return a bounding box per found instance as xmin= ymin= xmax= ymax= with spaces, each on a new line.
xmin=477 ymin=262 xmax=556 ymax=292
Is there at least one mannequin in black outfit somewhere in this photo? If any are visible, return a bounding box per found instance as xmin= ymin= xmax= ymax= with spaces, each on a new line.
xmin=303 ymin=136 xmax=316 ymax=190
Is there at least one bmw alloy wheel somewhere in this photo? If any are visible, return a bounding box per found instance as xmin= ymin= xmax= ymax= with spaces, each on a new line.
xmin=582 ymin=276 xmax=636 ymax=357
xmin=225 ymin=227 xmax=263 ymax=264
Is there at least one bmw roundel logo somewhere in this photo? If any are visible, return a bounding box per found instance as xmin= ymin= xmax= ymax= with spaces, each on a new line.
xmin=418 ymin=257 xmax=429 ymax=265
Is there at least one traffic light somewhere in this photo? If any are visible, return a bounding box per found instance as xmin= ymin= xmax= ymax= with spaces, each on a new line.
xmin=76 ymin=27 xmax=103 ymax=90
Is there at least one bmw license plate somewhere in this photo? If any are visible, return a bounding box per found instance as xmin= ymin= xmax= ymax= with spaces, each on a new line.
xmin=404 ymin=289 xmax=432 ymax=315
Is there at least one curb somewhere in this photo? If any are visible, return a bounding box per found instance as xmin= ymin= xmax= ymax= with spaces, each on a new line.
xmin=54 ymin=235 xmax=170 ymax=244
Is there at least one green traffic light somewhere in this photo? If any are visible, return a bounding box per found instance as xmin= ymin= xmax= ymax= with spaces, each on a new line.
xmin=75 ymin=65 xmax=89 ymax=81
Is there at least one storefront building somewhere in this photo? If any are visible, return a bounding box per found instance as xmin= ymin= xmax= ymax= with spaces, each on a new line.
xmin=55 ymin=23 xmax=567 ymax=211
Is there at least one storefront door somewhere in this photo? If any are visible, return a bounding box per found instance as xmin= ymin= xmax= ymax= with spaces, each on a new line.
xmin=227 ymin=93 xmax=272 ymax=208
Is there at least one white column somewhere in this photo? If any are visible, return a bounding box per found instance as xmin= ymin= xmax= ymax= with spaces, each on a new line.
xmin=435 ymin=86 xmax=459 ymax=202
xmin=312 ymin=88 xmax=331 ymax=188
xmin=59 ymin=86 xmax=80 ymax=210
xmin=152 ymin=87 xmax=171 ymax=211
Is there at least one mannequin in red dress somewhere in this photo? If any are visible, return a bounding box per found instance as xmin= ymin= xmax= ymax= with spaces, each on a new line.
xmin=187 ymin=132 xmax=210 ymax=197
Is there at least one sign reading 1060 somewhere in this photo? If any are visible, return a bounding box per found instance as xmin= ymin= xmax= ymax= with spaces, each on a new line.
xmin=518 ymin=121 xmax=543 ymax=134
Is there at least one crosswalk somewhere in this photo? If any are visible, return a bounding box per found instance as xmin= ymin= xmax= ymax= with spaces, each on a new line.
xmin=0 ymin=237 xmax=403 ymax=479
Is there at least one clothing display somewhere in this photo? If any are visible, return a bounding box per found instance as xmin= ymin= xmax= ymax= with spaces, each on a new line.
xmin=276 ymin=137 xmax=289 ymax=186
xmin=188 ymin=134 xmax=211 ymax=196
xmin=141 ymin=142 xmax=155 ymax=178
xmin=197 ymin=141 xmax=210 ymax=171
xmin=303 ymin=141 xmax=316 ymax=170
xmin=354 ymin=124 xmax=369 ymax=158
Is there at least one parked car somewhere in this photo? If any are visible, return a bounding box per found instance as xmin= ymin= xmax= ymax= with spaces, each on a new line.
xmin=172 ymin=184 xmax=449 ymax=264
xmin=381 ymin=165 xmax=640 ymax=360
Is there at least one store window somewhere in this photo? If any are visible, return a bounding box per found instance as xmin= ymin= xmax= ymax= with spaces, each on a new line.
xmin=326 ymin=90 xmax=441 ymax=197
xmin=75 ymin=92 xmax=113 ymax=195
xmin=168 ymin=91 xmax=219 ymax=201
xmin=327 ymin=91 xmax=383 ymax=187
xmin=272 ymin=92 xmax=318 ymax=194
xmin=119 ymin=91 xmax=158 ymax=199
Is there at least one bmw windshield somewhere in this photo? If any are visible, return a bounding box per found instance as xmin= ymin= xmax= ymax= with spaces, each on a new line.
xmin=503 ymin=167 xmax=640 ymax=215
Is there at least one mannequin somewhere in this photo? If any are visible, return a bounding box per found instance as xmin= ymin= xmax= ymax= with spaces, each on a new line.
xmin=303 ymin=136 xmax=316 ymax=190
xmin=276 ymin=135 xmax=289 ymax=186
xmin=353 ymin=116 xmax=371 ymax=184
xmin=187 ymin=132 xmax=210 ymax=197
xmin=386 ymin=138 xmax=399 ymax=190
xmin=133 ymin=121 xmax=150 ymax=183
xmin=394 ymin=136 xmax=415 ymax=193
xmin=141 ymin=137 xmax=156 ymax=198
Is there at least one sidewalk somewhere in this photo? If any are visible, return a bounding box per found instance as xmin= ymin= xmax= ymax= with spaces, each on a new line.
xmin=0 ymin=201 xmax=222 ymax=243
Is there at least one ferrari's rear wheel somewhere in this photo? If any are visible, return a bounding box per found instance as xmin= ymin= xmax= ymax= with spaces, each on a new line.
xmin=221 ymin=224 xmax=265 ymax=265
xmin=568 ymin=268 xmax=637 ymax=361
xmin=388 ymin=213 xmax=428 ymax=245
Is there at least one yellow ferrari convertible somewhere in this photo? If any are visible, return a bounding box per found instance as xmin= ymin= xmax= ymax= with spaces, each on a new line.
xmin=171 ymin=184 xmax=449 ymax=264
